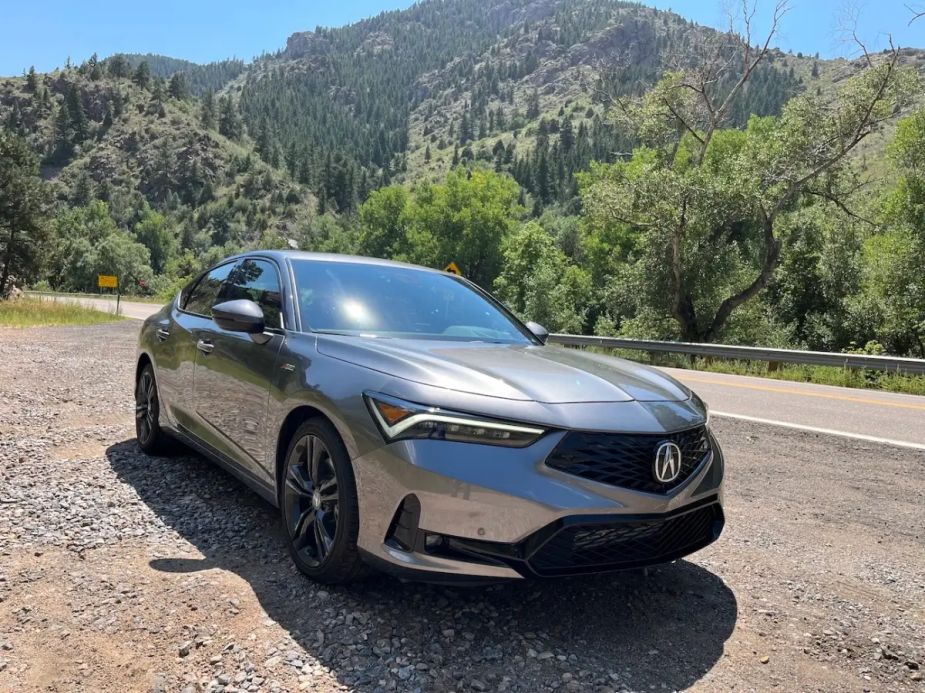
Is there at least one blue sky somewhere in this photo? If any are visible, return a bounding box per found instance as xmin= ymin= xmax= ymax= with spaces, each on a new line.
xmin=2 ymin=0 xmax=922 ymax=76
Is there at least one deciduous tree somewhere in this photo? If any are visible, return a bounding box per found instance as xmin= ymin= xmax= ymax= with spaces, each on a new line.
xmin=583 ymin=3 xmax=918 ymax=341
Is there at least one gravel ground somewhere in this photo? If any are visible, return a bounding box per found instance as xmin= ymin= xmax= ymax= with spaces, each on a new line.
xmin=0 ymin=321 xmax=923 ymax=692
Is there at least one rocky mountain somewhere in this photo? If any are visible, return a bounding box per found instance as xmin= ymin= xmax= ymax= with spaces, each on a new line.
xmin=1 ymin=0 xmax=922 ymax=288
xmin=94 ymin=0 xmax=842 ymax=214
xmin=0 ymin=61 xmax=315 ymax=284
xmin=227 ymin=0 xmax=814 ymax=210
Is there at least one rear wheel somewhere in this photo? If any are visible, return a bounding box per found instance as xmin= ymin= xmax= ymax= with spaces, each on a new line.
xmin=135 ymin=363 xmax=172 ymax=455
xmin=280 ymin=418 xmax=366 ymax=584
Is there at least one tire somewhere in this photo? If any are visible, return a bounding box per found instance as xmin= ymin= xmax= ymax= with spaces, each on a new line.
xmin=279 ymin=417 xmax=367 ymax=584
xmin=135 ymin=363 xmax=173 ymax=455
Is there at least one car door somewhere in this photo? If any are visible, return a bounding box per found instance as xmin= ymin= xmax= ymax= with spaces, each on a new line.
xmin=192 ymin=257 xmax=286 ymax=485
xmin=158 ymin=261 xmax=238 ymax=433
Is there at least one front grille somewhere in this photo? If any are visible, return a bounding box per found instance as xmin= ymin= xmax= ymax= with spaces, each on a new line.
xmin=544 ymin=426 xmax=710 ymax=493
xmin=528 ymin=504 xmax=722 ymax=577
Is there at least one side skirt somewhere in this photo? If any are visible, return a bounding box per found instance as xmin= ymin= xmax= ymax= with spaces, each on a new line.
xmin=166 ymin=424 xmax=279 ymax=507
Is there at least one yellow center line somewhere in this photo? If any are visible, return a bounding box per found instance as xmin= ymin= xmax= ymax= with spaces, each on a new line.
xmin=673 ymin=374 xmax=925 ymax=412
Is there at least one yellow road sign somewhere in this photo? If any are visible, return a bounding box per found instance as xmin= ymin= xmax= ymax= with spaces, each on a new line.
xmin=98 ymin=274 xmax=118 ymax=289
xmin=443 ymin=261 xmax=462 ymax=276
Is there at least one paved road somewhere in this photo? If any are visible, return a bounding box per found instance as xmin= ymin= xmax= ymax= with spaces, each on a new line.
xmin=665 ymin=367 xmax=925 ymax=450
xmin=46 ymin=294 xmax=925 ymax=450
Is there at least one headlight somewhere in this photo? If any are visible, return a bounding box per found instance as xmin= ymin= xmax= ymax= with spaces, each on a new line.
xmin=364 ymin=393 xmax=546 ymax=448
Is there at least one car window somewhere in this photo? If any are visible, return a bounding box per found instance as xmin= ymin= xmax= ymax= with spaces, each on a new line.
xmin=290 ymin=259 xmax=532 ymax=343
xmin=218 ymin=259 xmax=284 ymax=329
xmin=183 ymin=262 xmax=236 ymax=317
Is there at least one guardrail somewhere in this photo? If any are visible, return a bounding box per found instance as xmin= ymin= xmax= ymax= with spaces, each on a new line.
xmin=548 ymin=334 xmax=925 ymax=375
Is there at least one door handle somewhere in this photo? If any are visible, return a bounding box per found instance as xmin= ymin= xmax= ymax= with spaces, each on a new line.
xmin=156 ymin=328 xmax=170 ymax=342
xmin=196 ymin=339 xmax=214 ymax=355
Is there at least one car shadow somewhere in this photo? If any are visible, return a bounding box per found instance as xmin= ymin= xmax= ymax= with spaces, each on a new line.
xmin=107 ymin=440 xmax=737 ymax=691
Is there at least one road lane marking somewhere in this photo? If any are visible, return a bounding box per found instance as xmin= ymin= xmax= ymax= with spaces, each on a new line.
xmin=712 ymin=411 xmax=925 ymax=451
xmin=675 ymin=374 xmax=925 ymax=412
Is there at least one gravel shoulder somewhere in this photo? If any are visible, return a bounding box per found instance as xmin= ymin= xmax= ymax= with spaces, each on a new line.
xmin=0 ymin=322 xmax=922 ymax=692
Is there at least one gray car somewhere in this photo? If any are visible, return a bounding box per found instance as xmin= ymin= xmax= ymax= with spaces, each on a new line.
xmin=135 ymin=251 xmax=724 ymax=584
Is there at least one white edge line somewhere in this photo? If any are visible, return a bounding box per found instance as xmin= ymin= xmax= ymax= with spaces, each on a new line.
xmin=712 ymin=410 xmax=925 ymax=452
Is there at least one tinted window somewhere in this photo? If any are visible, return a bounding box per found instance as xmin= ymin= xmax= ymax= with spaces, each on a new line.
xmin=219 ymin=259 xmax=283 ymax=328
xmin=183 ymin=262 xmax=235 ymax=316
xmin=290 ymin=260 xmax=531 ymax=343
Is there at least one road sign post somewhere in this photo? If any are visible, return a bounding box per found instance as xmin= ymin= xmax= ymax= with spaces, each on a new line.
xmin=98 ymin=275 xmax=119 ymax=315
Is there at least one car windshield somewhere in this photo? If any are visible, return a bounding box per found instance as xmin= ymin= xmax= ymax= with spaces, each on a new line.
xmin=290 ymin=259 xmax=533 ymax=343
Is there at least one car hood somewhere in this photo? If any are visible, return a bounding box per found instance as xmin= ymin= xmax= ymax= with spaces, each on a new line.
xmin=315 ymin=336 xmax=690 ymax=403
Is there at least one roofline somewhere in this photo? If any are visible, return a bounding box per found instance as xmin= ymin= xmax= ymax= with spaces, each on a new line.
xmin=223 ymin=250 xmax=448 ymax=274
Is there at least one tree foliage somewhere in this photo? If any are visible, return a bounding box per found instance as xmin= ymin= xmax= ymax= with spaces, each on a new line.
xmin=582 ymin=40 xmax=919 ymax=341
xmin=0 ymin=131 xmax=50 ymax=294
xmin=494 ymin=221 xmax=592 ymax=332
xmin=356 ymin=168 xmax=523 ymax=286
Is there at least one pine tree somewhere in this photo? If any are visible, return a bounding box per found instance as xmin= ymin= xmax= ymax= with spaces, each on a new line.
xmin=65 ymin=85 xmax=88 ymax=143
xmin=168 ymin=73 xmax=190 ymax=100
xmin=424 ymin=145 xmax=431 ymax=163
xmin=298 ymin=157 xmax=312 ymax=185
xmin=108 ymin=55 xmax=129 ymax=79
xmin=53 ymin=101 xmax=72 ymax=158
xmin=25 ymin=66 xmax=38 ymax=93
xmin=72 ymin=171 xmax=94 ymax=205
xmin=218 ymin=95 xmax=243 ymax=140
xmin=459 ymin=109 xmax=473 ymax=144
xmin=151 ymin=78 xmax=165 ymax=105
xmin=200 ymin=90 xmax=216 ymax=129
xmin=88 ymin=53 xmax=103 ymax=81
xmin=133 ymin=61 xmax=151 ymax=89
xmin=527 ymin=89 xmax=541 ymax=119
xmin=255 ymin=119 xmax=271 ymax=158
xmin=560 ymin=118 xmax=574 ymax=152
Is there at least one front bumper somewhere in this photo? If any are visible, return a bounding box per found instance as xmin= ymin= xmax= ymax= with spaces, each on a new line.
xmin=352 ymin=429 xmax=725 ymax=582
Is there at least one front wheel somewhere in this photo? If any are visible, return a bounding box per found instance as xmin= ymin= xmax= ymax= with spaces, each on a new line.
xmin=280 ymin=418 xmax=366 ymax=584
xmin=135 ymin=363 xmax=172 ymax=455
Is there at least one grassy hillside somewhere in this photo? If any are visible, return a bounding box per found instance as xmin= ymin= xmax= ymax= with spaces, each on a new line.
xmin=0 ymin=65 xmax=315 ymax=253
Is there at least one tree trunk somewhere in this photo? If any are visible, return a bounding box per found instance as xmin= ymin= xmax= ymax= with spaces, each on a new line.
xmin=668 ymin=199 xmax=702 ymax=341
xmin=702 ymin=215 xmax=781 ymax=343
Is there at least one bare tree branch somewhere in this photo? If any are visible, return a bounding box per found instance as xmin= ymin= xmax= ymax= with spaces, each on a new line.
xmin=907 ymin=3 xmax=925 ymax=24
xmin=714 ymin=0 xmax=790 ymax=124
xmin=804 ymin=188 xmax=877 ymax=225
xmin=661 ymin=96 xmax=705 ymax=144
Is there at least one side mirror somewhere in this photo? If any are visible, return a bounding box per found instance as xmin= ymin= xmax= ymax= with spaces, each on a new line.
xmin=212 ymin=299 xmax=265 ymax=334
xmin=525 ymin=321 xmax=549 ymax=344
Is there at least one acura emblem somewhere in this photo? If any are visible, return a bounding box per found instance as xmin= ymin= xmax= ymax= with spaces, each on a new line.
xmin=653 ymin=442 xmax=682 ymax=483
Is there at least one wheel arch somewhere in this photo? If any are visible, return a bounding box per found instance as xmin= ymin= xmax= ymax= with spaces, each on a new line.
xmin=135 ymin=352 xmax=153 ymax=383
xmin=274 ymin=405 xmax=347 ymax=500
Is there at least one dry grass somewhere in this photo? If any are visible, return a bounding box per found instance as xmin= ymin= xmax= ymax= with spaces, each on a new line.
xmin=0 ymin=297 xmax=125 ymax=328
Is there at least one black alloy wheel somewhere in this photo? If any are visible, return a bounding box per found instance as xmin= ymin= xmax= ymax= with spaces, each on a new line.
xmin=284 ymin=433 xmax=340 ymax=566
xmin=135 ymin=363 xmax=171 ymax=454
xmin=280 ymin=418 xmax=366 ymax=583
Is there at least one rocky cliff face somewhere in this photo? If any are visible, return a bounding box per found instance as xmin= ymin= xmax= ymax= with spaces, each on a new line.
xmin=282 ymin=31 xmax=333 ymax=61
